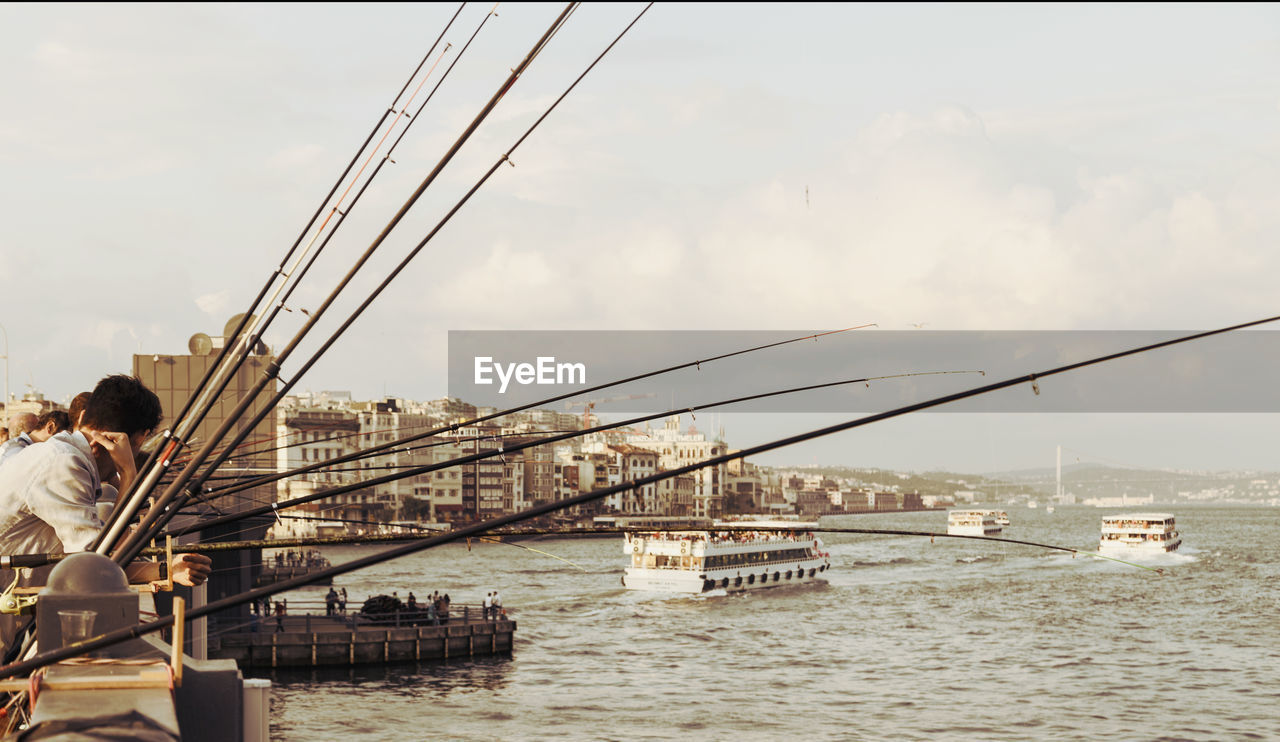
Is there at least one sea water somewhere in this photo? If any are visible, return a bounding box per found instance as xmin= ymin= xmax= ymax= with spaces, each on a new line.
xmin=262 ymin=505 xmax=1280 ymax=741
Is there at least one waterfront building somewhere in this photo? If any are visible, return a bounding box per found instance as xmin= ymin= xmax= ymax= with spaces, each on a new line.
xmin=446 ymin=423 xmax=504 ymax=520
xmin=424 ymin=438 xmax=464 ymax=522
xmin=134 ymin=328 xmax=278 ymax=626
xmin=274 ymin=397 xmax=361 ymax=534
xmin=627 ymin=415 xmax=726 ymax=519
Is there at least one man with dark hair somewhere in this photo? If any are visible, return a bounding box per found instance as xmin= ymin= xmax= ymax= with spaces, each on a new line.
xmin=35 ymin=410 xmax=71 ymax=439
xmin=0 ymin=375 xmax=211 ymax=649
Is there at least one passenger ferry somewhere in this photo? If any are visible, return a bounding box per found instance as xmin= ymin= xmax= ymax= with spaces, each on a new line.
xmin=1098 ymin=513 xmax=1181 ymax=553
xmin=947 ymin=509 xmax=1003 ymax=536
xmin=622 ymin=522 xmax=831 ymax=593
xmin=985 ymin=509 xmax=1011 ymax=526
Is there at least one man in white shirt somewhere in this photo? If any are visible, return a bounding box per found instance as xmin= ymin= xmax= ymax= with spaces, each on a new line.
xmin=0 ymin=375 xmax=212 ymax=650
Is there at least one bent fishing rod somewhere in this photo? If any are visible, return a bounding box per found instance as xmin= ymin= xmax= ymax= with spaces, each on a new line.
xmin=110 ymin=3 xmax=583 ymax=565
xmin=94 ymin=4 xmax=469 ymax=555
xmin=164 ymin=369 xmax=980 ymax=539
xmin=5 ymin=315 xmax=1270 ymax=679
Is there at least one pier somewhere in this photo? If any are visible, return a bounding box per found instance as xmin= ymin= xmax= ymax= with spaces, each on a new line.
xmin=207 ymin=603 xmax=516 ymax=669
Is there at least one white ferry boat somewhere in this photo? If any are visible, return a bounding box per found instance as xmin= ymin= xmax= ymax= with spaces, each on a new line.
xmin=1098 ymin=513 xmax=1181 ymax=553
xmin=622 ymin=523 xmax=831 ymax=593
xmin=947 ymin=509 xmax=1003 ymax=536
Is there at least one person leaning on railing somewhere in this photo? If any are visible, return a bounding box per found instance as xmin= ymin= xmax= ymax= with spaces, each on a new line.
xmin=0 ymin=375 xmax=212 ymax=653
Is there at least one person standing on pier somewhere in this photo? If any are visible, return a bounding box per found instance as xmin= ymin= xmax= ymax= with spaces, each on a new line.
xmin=325 ymin=587 xmax=339 ymax=616
xmin=483 ymin=591 xmax=493 ymax=620
xmin=274 ymin=600 xmax=286 ymax=632
xmin=492 ymin=589 xmax=502 ymax=621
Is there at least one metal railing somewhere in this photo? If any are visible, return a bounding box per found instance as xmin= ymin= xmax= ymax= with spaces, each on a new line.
xmin=208 ymin=602 xmax=509 ymax=635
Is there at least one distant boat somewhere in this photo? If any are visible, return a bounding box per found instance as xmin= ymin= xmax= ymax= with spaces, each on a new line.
xmin=1027 ymin=500 xmax=1038 ymax=509
xmin=1098 ymin=513 xmax=1181 ymax=553
xmin=947 ymin=509 xmax=1002 ymax=536
xmin=1045 ymin=505 xmax=1055 ymax=513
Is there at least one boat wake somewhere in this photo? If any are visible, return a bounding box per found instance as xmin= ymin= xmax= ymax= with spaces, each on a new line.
xmin=954 ymin=555 xmax=1003 ymax=565
xmin=850 ymin=557 xmax=916 ymax=568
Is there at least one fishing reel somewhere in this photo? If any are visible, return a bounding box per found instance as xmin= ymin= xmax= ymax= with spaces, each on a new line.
xmin=0 ymin=573 xmax=37 ymax=616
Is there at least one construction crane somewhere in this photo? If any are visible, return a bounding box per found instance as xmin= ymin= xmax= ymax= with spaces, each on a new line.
xmin=565 ymin=393 xmax=655 ymax=429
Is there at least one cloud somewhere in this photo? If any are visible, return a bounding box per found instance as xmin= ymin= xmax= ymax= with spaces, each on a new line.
xmin=79 ymin=319 xmax=134 ymax=353
xmin=433 ymin=102 xmax=1280 ymax=336
xmin=195 ymin=290 xmax=232 ymax=316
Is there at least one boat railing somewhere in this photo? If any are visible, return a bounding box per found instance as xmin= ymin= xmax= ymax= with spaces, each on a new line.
xmin=632 ymin=531 xmax=810 ymax=546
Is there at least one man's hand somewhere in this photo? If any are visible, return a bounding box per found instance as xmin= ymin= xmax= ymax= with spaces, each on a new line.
xmin=171 ymin=553 xmax=213 ymax=587
xmin=86 ymin=430 xmax=138 ymax=492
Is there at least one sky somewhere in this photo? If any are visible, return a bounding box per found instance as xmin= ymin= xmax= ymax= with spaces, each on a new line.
xmin=2 ymin=3 xmax=1279 ymax=473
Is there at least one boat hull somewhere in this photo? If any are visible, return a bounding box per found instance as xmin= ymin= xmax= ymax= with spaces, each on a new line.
xmin=623 ymin=560 xmax=830 ymax=593
xmin=1098 ymin=537 xmax=1181 ymax=554
xmin=947 ymin=525 xmax=1002 ymax=537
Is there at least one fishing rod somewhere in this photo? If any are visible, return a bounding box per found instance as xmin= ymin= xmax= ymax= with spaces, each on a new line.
xmin=199 ymin=429 xmax=580 ymax=484
xmin=124 ymin=1 xmax=603 ymax=522
xmin=145 ymin=7 xmax=498 ymax=479
xmin=165 ymin=370 xmax=982 ymax=539
xmin=155 ymin=3 xmax=510 ymax=493
xmin=116 ymin=2 xmax=664 ymax=561
xmin=189 ymin=324 xmax=873 ymax=507
xmin=4 ymin=315 xmax=1274 ymax=679
xmin=93 ymin=5 xmax=469 ymax=555
xmin=110 ymin=3 xmax=582 ymax=565
xmin=0 ymin=522 xmax=1161 ymax=583
xmin=219 ymin=514 xmax=592 ymax=572
xmin=22 ymin=526 xmax=1161 ymax=573
xmin=186 ymin=1 xmax=503 ymax=444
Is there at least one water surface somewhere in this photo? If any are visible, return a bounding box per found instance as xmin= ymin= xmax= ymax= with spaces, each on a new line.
xmin=262 ymin=505 xmax=1280 ymax=741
